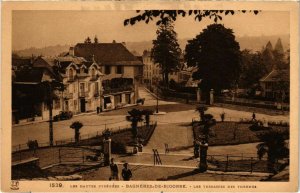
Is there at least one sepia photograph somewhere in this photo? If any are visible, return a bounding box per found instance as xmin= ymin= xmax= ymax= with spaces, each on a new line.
xmin=1 ymin=1 xmax=299 ymax=192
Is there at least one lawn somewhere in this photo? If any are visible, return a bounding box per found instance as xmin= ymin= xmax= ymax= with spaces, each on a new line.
xmin=193 ymin=121 xmax=289 ymax=146
xmin=78 ymin=123 xmax=157 ymax=147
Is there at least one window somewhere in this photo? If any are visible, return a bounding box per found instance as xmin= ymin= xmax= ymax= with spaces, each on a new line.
xmin=88 ymin=83 xmax=91 ymax=91
xmin=54 ymin=99 xmax=60 ymax=109
xmin=80 ymin=83 xmax=85 ymax=93
xmin=95 ymin=82 xmax=99 ymax=93
xmin=116 ymin=66 xmax=123 ymax=74
xmin=69 ymin=68 xmax=74 ymax=80
xmin=105 ymin=66 xmax=111 ymax=74
xmin=80 ymin=68 xmax=85 ymax=74
xmin=91 ymin=68 xmax=96 ymax=79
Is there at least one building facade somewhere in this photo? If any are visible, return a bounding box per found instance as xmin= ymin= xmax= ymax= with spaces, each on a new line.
xmin=260 ymin=69 xmax=289 ymax=101
xmin=142 ymin=50 xmax=161 ymax=86
xmin=56 ymin=56 xmax=103 ymax=113
xmin=72 ymin=42 xmax=144 ymax=111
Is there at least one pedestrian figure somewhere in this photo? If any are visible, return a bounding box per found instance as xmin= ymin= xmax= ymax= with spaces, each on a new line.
xmin=252 ymin=112 xmax=256 ymax=121
xmin=121 ymin=163 xmax=132 ymax=181
xmin=109 ymin=158 xmax=119 ymax=180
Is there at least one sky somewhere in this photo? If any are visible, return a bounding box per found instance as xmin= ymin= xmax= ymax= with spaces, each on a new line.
xmin=12 ymin=10 xmax=290 ymax=50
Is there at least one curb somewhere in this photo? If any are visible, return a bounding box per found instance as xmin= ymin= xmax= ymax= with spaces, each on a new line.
xmin=13 ymin=111 xmax=98 ymax=127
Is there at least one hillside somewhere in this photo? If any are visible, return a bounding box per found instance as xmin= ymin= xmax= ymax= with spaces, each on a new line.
xmin=14 ymin=35 xmax=289 ymax=57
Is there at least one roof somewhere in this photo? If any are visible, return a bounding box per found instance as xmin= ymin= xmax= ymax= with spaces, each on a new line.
xmin=12 ymin=58 xmax=32 ymax=67
xmin=260 ymin=69 xmax=290 ymax=82
xmin=74 ymin=43 xmax=143 ymax=66
xmin=15 ymin=67 xmax=50 ymax=83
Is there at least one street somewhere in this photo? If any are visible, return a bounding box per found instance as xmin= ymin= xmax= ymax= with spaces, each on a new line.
xmin=12 ymin=87 xmax=289 ymax=149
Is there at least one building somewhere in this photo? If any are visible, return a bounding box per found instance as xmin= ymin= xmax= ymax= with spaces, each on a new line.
xmin=55 ymin=56 xmax=103 ymax=113
xmin=142 ymin=50 xmax=161 ymax=86
xmin=72 ymin=42 xmax=144 ymax=111
xmin=260 ymin=69 xmax=289 ymax=101
xmin=12 ymin=58 xmax=62 ymax=124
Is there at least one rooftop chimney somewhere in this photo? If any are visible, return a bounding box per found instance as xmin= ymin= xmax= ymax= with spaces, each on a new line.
xmin=69 ymin=47 xmax=74 ymax=56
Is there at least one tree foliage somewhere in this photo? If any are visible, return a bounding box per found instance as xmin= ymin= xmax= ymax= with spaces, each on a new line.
xmin=126 ymin=109 xmax=143 ymax=139
xmin=124 ymin=10 xmax=259 ymax=26
xmin=84 ymin=37 xmax=92 ymax=44
xmin=256 ymin=129 xmax=289 ymax=173
xmin=239 ymin=49 xmax=268 ymax=88
xmin=70 ymin=121 xmax=83 ymax=143
xmin=94 ymin=36 xmax=99 ymax=44
xmin=185 ymin=24 xmax=241 ymax=93
xmin=151 ymin=20 xmax=181 ymax=85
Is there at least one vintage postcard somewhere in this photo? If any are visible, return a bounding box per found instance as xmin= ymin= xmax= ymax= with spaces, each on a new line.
xmin=1 ymin=1 xmax=299 ymax=192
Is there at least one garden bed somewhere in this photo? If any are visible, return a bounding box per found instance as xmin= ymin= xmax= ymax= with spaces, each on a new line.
xmin=208 ymin=159 xmax=287 ymax=173
xmin=76 ymin=123 xmax=157 ymax=151
xmin=193 ymin=121 xmax=289 ymax=146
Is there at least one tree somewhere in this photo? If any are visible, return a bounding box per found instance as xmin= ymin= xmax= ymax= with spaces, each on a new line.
xmin=195 ymin=105 xmax=208 ymax=122
xmin=151 ymin=20 xmax=181 ymax=86
xmin=142 ymin=109 xmax=154 ymax=127
xmin=124 ymin=10 xmax=259 ymax=26
xmin=126 ymin=109 xmax=143 ymax=140
xmin=40 ymin=80 xmax=64 ymax=146
xmin=273 ymin=70 xmax=289 ymax=111
xmin=239 ymin=50 xmax=268 ymax=88
xmin=185 ymin=24 xmax=241 ymax=95
xmin=195 ymin=105 xmax=216 ymax=141
xmin=94 ymin=35 xmax=99 ymax=44
xmin=70 ymin=121 xmax=83 ymax=143
xmin=256 ymin=130 xmax=289 ymax=173
xmin=84 ymin=37 xmax=92 ymax=44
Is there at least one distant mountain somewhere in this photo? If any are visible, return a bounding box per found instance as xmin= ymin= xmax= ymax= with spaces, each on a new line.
xmin=14 ymin=35 xmax=289 ymax=57
xmin=126 ymin=35 xmax=290 ymax=55
xmin=14 ymin=44 xmax=72 ymax=57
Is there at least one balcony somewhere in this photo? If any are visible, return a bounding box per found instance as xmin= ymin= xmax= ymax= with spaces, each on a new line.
xmin=90 ymin=76 xmax=99 ymax=81
xmin=63 ymin=92 xmax=73 ymax=99
xmin=102 ymin=86 xmax=133 ymax=95
xmin=67 ymin=76 xmax=75 ymax=82
xmin=79 ymin=91 xmax=89 ymax=98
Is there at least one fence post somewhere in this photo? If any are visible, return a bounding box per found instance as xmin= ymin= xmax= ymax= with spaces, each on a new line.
xmin=153 ymin=149 xmax=156 ymax=166
xmin=19 ymin=150 xmax=22 ymax=162
xmin=250 ymin=157 xmax=253 ymax=173
xmin=225 ymin=154 xmax=229 ymax=172
xmin=59 ymin=148 xmax=61 ymax=163
xmin=82 ymin=150 xmax=85 ymax=163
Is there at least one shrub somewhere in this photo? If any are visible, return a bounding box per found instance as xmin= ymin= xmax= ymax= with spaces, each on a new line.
xmin=27 ymin=140 xmax=38 ymax=150
xmin=111 ymin=141 xmax=127 ymax=154
xmin=249 ymin=122 xmax=271 ymax=131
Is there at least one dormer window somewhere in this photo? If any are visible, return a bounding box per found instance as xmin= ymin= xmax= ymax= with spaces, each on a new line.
xmin=68 ymin=68 xmax=74 ymax=81
xmin=91 ymin=68 xmax=96 ymax=79
xmin=80 ymin=68 xmax=85 ymax=74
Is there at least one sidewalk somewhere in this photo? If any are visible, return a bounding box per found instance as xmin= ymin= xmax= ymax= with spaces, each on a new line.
xmin=13 ymin=111 xmax=97 ymax=127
